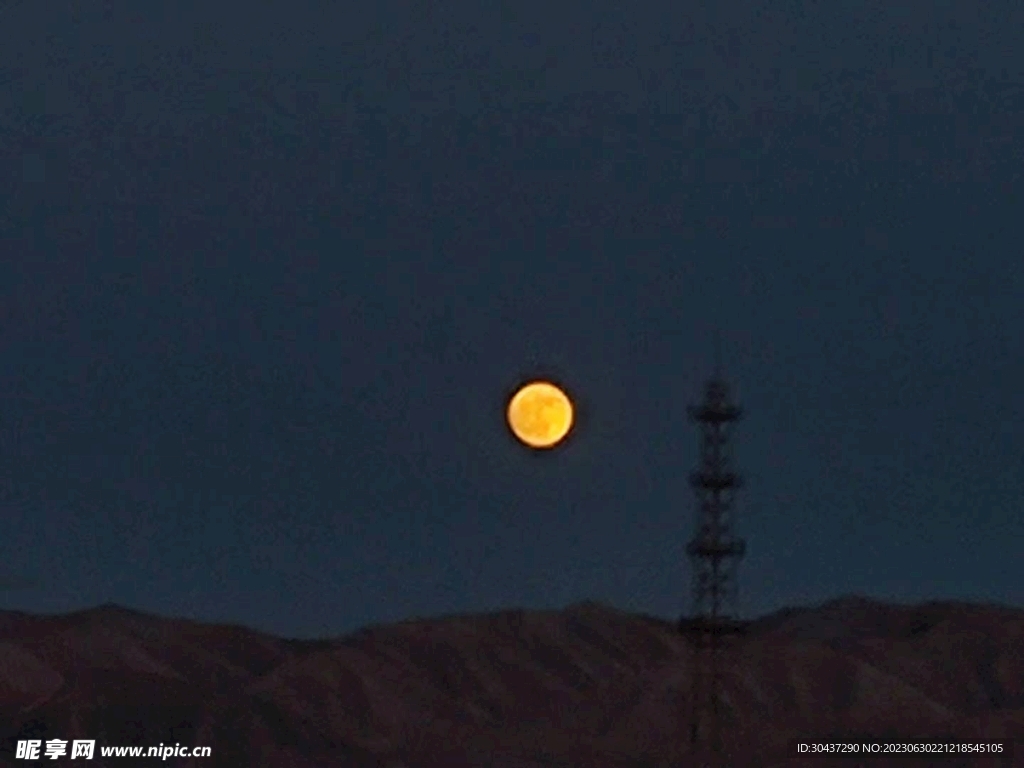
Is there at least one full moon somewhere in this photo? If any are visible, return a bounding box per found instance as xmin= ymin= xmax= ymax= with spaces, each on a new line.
xmin=507 ymin=381 xmax=574 ymax=449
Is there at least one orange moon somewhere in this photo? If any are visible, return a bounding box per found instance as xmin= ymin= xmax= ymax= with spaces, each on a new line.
xmin=506 ymin=381 xmax=574 ymax=449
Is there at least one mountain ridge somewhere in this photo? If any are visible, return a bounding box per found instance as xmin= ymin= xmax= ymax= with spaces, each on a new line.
xmin=2 ymin=595 xmax=1023 ymax=766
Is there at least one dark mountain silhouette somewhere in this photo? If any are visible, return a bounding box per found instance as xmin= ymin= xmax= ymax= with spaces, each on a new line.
xmin=1 ymin=596 xmax=1022 ymax=767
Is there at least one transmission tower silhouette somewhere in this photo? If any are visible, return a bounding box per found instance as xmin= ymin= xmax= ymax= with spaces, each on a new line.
xmin=678 ymin=336 xmax=748 ymax=768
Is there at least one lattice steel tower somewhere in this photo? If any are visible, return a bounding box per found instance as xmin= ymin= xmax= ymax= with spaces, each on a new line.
xmin=678 ymin=349 xmax=748 ymax=768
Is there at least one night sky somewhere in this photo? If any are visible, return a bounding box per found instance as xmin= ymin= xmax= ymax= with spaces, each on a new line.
xmin=1 ymin=0 xmax=1022 ymax=639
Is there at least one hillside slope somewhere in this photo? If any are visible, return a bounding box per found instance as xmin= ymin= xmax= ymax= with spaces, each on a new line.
xmin=1 ymin=596 xmax=1022 ymax=766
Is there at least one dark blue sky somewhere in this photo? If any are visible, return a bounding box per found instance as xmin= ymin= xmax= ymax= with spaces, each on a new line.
xmin=1 ymin=0 xmax=1022 ymax=638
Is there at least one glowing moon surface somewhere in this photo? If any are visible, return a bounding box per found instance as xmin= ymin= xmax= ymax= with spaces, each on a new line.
xmin=507 ymin=381 xmax=574 ymax=449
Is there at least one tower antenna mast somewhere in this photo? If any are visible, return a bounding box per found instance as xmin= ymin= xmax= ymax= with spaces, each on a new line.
xmin=678 ymin=344 xmax=748 ymax=768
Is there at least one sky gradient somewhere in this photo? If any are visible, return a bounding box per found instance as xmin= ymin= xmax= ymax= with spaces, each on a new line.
xmin=1 ymin=0 xmax=1022 ymax=638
